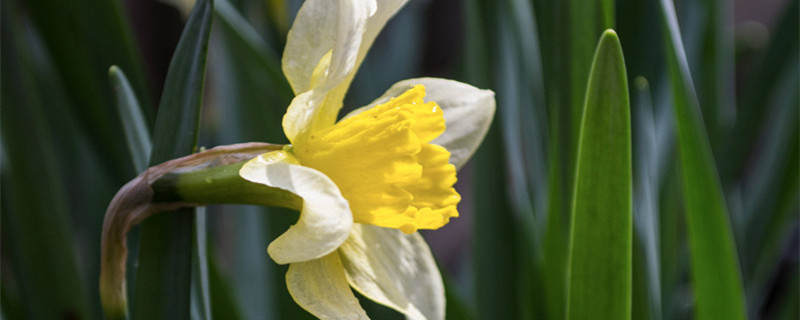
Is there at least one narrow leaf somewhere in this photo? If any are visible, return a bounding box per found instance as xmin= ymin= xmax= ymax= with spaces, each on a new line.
xmin=658 ymin=0 xmax=747 ymax=318
xmin=207 ymin=250 xmax=244 ymax=320
xmin=566 ymin=29 xmax=632 ymax=320
xmin=109 ymin=66 xmax=152 ymax=172
xmin=212 ymin=2 xmax=306 ymax=319
xmin=133 ymin=0 xmax=214 ymax=318
xmin=472 ymin=123 xmax=520 ymax=320
xmin=631 ymin=77 xmax=662 ymax=320
xmin=109 ymin=66 xmax=153 ymax=316
xmin=191 ymin=209 xmax=212 ymax=320
xmin=722 ymin=0 xmax=799 ymax=180
xmin=24 ymin=0 xmax=151 ymax=177
xmin=568 ymin=0 xmax=615 ymax=154
xmin=464 ymin=1 xmax=520 ymax=319
xmin=1 ymin=4 xmax=90 ymax=317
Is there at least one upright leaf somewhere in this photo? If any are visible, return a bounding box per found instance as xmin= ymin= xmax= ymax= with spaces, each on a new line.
xmin=631 ymin=77 xmax=662 ymax=320
xmin=1 ymin=3 xmax=90 ymax=317
xmin=658 ymin=0 xmax=746 ymax=318
xmin=109 ymin=66 xmax=154 ymax=316
xmin=568 ymin=0 xmax=614 ymax=148
xmin=566 ymin=30 xmax=632 ymax=320
xmin=472 ymin=124 xmax=520 ymax=320
xmin=133 ymin=0 xmax=214 ymax=318
xmin=464 ymin=1 xmax=520 ymax=319
xmin=110 ymin=66 xmax=152 ymax=172
xmin=722 ymin=0 xmax=799 ymax=180
xmin=24 ymin=0 xmax=151 ymax=177
xmin=212 ymin=2 xmax=309 ymax=319
xmin=534 ymin=0 xmax=615 ymax=315
xmin=191 ymin=209 xmax=212 ymax=320
xmin=207 ymin=250 xmax=244 ymax=320
xmin=741 ymin=71 xmax=799 ymax=312
xmin=498 ymin=0 xmax=551 ymax=318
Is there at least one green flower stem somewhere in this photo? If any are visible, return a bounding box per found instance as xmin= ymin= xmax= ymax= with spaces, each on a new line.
xmin=152 ymin=161 xmax=303 ymax=210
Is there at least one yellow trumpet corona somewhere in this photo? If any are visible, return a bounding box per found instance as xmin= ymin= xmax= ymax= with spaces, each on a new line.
xmin=290 ymin=85 xmax=460 ymax=234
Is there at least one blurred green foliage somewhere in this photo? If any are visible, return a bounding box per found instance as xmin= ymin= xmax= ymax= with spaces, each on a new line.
xmin=1 ymin=0 xmax=797 ymax=319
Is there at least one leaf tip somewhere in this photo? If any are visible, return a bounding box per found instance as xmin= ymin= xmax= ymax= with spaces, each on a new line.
xmin=634 ymin=76 xmax=649 ymax=90
xmin=109 ymin=65 xmax=121 ymax=77
xmin=599 ymin=29 xmax=621 ymax=46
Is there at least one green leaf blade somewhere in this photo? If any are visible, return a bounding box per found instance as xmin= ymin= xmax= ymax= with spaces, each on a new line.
xmin=658 ymin=0 xmax=747 ymax=318
xmin=1 ymin=5 xmax=91 ymax=317
xmin=109 ymin=66 xmax=152 ymax=172
xmin=566 ymin=29 xmax=632 ymax=320
xmin=133 ymin=0 xmax=214 ymax=318
xmin=24 ymin=0 xmax=151 ymax=178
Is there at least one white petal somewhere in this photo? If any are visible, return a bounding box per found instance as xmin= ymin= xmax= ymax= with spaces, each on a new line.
xmin=282 ymin=88 xmax=335 ymax=145
xmin=287 ymin=253 xmax=369 ymax=320
xmin=239 ymin=150 xmax=353 ymax=264
xmin=282 ymin=0 xmax=407 ymax=93
xmin=347 ymin=78 xmax=496 ymax=170
xmin=282 ymin=0 xmax=372 ymax=94
xmin=281 ymin=0 xmax=409 ymax=144
xmin=339 ymin=224 xmax=445 ymax=320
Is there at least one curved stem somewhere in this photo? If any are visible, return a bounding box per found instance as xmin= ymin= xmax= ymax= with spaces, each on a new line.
xmin=100 ymin=142 xmax=295 ymax=319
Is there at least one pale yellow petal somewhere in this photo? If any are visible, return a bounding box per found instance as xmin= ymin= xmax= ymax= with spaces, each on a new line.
xmin=239 ymin=150 xmax=352 ymax=264
xmin=282 ymin=0 xmax=373 ymax=94
xmin=282 ymin=0 xmax=410 ymax=144
xmin=287 ymin=253 xmax=369 ymax=320
xmin=281 ymin=0 xmax=372 ymax=144
xmin=339 ymin=224 xmax=445 ymax=320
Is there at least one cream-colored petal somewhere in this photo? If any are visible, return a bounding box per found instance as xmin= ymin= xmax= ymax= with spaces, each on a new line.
xmin=281 ymin=0 xmax=371 ymax=143
xmin=287 ymin=253 xmax=369 ymax=320
xmin=346 ymin=78 xmax=496 ymax=170
xmin=339 ymin=224 xmax=445 ymax=320
xmin=282 ymin=88 xmax=329 ymax=145
xmin=282 ymin=0 xmax=406 ymax=93
xmin=282 ymin=0 xmax=409 ymax=144
xmin=282 ymin=0 xmax=374 ymax=94
xmin=239 ymin=150 xmax=352 ymax=264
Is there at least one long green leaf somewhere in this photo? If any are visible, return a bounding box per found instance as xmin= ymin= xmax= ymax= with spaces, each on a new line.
xmin=534 ymin=0 xmax=614 ymax=315
xmin=472 ymin=123 xmax=520 ymax=320
xmin=742 ymin=71 xmax=799 ymax=312
xmin=207 ymin=250 xmax=244 ymax=320
xmin=212 ymin=2 xmax=308 ymax=319
xmin=695 ymin=0 xmax=735 ymax=144
xmin=658 ymin=161 xmax=687 ymax=320
xmin=24 ymin=0 xmax=151 ymax=178
xmin=568 ymin=0 xmax=614 ymax=148
xmin=631 ymin=77 xmax=662 ymax=320
xmin=133 ymin=0 xmax=214 ymax=318
xmin=110 ymin=66 xmax=152 ymax=172
xmin=722 ymin=0 xmax=799 ymax=180
xmin=566 ymin=29 xmax=632 ymax=320
xmin=0 ymin=3 xmax=90 ymax=317
xmin=191 ymin=209 xmax=212 ymax=320
xmin=464 ymin=0 xmax=521 ymax=319
xmin=214 ymin=0 xmax=293 ymax=143
xmin=658 ymin=0 xmax=747 ymax=318
xmin=109 ymin=66 xmax=153 ymax=317
xmin=495 ymin=6 xmax=541 ymax=320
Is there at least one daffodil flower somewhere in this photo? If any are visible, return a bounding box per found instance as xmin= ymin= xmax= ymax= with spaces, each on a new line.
xmin=100 ymin=0 xmax=494 ymax=319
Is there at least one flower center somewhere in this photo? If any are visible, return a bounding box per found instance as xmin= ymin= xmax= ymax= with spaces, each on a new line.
xmin=292 ymin=85 xmax=460 ymax=234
